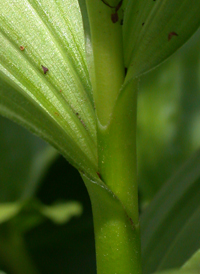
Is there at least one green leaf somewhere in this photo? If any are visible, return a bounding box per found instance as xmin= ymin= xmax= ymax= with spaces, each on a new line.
xmin=40 ymin=201 xmax=82 ymax=224
xmin=123 ymin=0 xmax=200 ymax=80
xmin=0 ymin=199 xmax=82 ymax=232
xmin=0 ymin=0 xmax=97 ymax=176
xmin=152 ymin=270 xmax=196 ymax=274
xmin=151 ymin=249 xmax=200 ymax=274
xmin=0 ymin=116 xmax=58 ymax=202
xmin=152 ymin=271 xmax=195 ymax=274
xmin=0 ymin=203 xmax=21 ymax=224
xmin=141 ymin=149 xmax=200 ymax=273
xmin=182 ymin=249 xmax=200 ymax=272
xmin=138 ymin=28 xmax=200 ymax=203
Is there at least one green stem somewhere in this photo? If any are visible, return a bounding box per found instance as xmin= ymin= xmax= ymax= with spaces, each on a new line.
xmin=83 ymin=79 xmax=141 ymax=274
xmin=98 ymin=79 xmax=140 ymax=221
xmin=83 ymin=1 xmax=142 ymax=273
xmin=83 ymin=168 xmax=141 ymax=274
xmin=85 ymin=0 xmax=124 ymax=126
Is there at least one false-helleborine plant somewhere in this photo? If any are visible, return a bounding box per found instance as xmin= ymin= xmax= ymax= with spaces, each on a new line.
xmin=0 ymin=0 xmax=200 ymax=273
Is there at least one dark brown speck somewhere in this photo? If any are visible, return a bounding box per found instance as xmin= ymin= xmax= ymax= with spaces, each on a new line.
xmin=168 ymin=32 xmax=178 ymax=41
xmin=41 ymin=65 xmax=49 ymax=74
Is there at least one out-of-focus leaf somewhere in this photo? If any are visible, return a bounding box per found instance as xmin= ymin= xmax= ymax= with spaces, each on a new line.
xmin=20 ymin=146 xmax=59 ymax=201
xmin=181 ymin=249 xmax=200 ymax=272
xmin=0 ymin=116 xmax=58 ymax=203
xmin=123 ymin=0 xmax=200 ymax=80
xmin=141 ymin=149 xmax=200 ymax=274
xmin=0 ymin=203 xmax=21 ymax=224
xmin=151 ymin=249 xmax=200 ymax=274
xmin=137 ymin=56 xmax=181 ymax=202
xmin=25 ymin=156 xmax=96 ymax=274
xmin=0 ymin=199 xmax=82 ymax=233
xmin=0 ymin=0 xmax=97 ymax=176
xmin=138 ymin=27 xmax=200 ymax=203
xmin=152 ymin=271 xmax=194 ymax=274
xmin=40 ymin=201 xmax=82 ymax=224
xmin=182 ymin=249 xmax=200 ymax=271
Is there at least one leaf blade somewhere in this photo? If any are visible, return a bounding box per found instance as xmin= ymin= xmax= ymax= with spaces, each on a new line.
xmin=0 ymin=0 xmax=97 ymax=175
xmin=141 ymin=149 xmax=200 ymax=273
xmin=123 ymin=0 xmax=200 ymax=79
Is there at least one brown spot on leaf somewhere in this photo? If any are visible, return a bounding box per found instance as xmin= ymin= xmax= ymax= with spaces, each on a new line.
xmin=101 ymin=0 xmax=114 ymax=8
xmin=111 ymin=12 xmax=119 ymax=23
xmin=142 ymin=22 xmax=145 ymax=26
xmin=20 ymin=46 xmax=25 ymax=51
xmin=168 ymin=32 xmax=178 ymax=41
xmin=55 ymin=112 xmax=59 ymax=116
xmin=129 ymin=218 xmax=135 ymax=229
xmin=81 ymin=119 xmax=86 ymax=127
xmin=41 ymin=65 xmax=49 ymax=74
xmin=96 ymin=172 xmax=101 ymax=179
xmin=125 ymin=67 xmax=127 ymax=76
xmin=115 ymin=0 xmax=123 ymax=12
xmin=101 ymin=0 xmax=123 ymax=24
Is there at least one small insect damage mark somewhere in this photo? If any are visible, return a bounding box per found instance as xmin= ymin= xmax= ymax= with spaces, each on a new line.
xmin=54 ymin=112 xmax=59 ymax=116
xmin=168 ymin=32 xmax=178 ymax=41
xmin=41 ymin=65 xmax=49 ymax=74
xmin=101 ymin=0 xmax=123 ymax=23
xmin=142 ymin=22 xmax=145 ymax=26
xmin=20 ymin=46 xmax=25 ymax=51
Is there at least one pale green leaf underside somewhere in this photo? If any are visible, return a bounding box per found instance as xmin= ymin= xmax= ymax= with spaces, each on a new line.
xmin=0 ymin=0 xmax=97 ymax=175
xmin=141 ymin=149 xmax=200 ymax=273
xmin=123 ymin=0 xmax=200 ymax=79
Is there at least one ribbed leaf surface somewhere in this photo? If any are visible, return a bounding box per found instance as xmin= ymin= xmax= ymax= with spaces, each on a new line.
xmin=0 ymin=0 xmax=97 ymax=175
